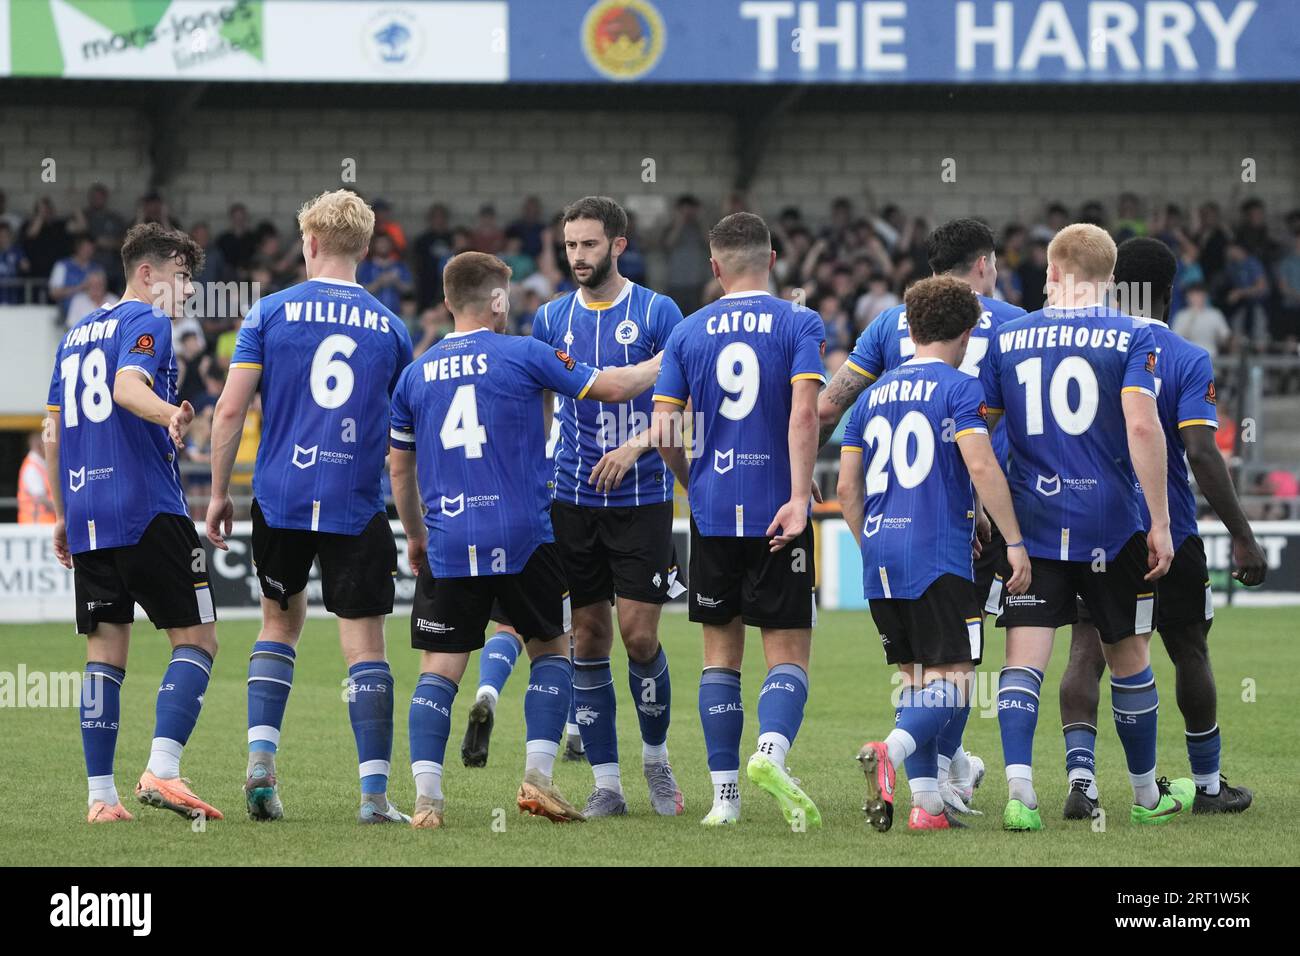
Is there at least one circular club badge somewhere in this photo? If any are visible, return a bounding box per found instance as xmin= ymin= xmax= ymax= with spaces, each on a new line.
xmin=615 ymin=318 xmax=639 ymax=346
xmin=581 ymin=0 xmax=666 ymax=82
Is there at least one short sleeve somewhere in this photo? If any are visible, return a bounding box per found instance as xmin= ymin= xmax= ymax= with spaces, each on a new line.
xmin=841 ymin=399 xmax=865 ymax=452
xmin=950 ymin=375 xmax=990 ymax=439
xmin=521 ymin=337 xmax=599 ymax=399
xmin=1122 ymin=323 xmax=1158 ymax=399
xmin=978 ymin=329 xmax=1005 ymax=411
xmin=652 ymin=326 xmax=688 ymax=407
xmin=46 ymin=352 xmax=62 ymax=412
xmin=115 ymin=309 xmax=171 ymax=387
xmin=791 ymin=308 xmax=827 ymax=384
xmin=1176 ymin=348 xmax=1218 ymax=430
xmin=389 ymin=371 xmax=416 ymax=450
xmin=230 ymin=300 xmax=265 ymax=371
xmin=647 ymin=294 xmax=685 ymax=352
xmin=845 ymin=314 xmax=885 ymax=381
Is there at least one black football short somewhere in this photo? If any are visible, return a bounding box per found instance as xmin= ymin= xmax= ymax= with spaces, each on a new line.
xmin=550 ymin=500 xmax=680 ymax=608
xmin=411 ymin=542 xmax=571 ymax=653
xmin=687 ymin=518 xmax=816 ymax=630
xmin=73 ymin=512 xmax=216 ymax=635
xmin=974 ymin=519 xmax=1006 ymax=615
xmin=869 ymin=574 xmax=984 ymax=666
xmin=1156 ymin=535 xmax=1214 ymax=631
xmin=995 ymin=532 xmax=1155 ymax=644
xmin=251 ymin=500 xmax=396 ymax=618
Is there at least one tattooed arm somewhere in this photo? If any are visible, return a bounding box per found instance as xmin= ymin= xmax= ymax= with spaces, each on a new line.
xmin=816 ymin=362 xmax=873 ymax=447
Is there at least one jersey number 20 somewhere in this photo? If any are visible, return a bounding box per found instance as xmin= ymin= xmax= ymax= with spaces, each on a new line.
xmin=862 ymin=411 xmax=935 ymax=494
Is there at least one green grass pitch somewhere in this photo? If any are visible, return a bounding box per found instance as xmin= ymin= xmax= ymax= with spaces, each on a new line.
xmin=1 ymin=607 xmax=1294 ymax=866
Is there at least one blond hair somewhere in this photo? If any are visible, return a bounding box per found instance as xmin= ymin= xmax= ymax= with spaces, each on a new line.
xmin=297 ymin=190 xmax=375 ymax=260
xmin=1047 ymin=223 xmax=1116 ymax=283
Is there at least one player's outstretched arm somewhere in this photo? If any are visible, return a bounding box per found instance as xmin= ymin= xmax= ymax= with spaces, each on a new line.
xmin=768 ymin=379 xmax=820 ymax=552
xmin=205 ymin=366 xmax=260 ymax=550
xmin=1122 ymin=390 xmax=1174 ymax=580
xmin=42 ymin=410 xmax=72 ymax=569
xmin=113 ymin=369 xmax=189 ymax=441
xmin=1183 ymin=424 xmax=1267 ymax=586
xmin=584 ymin=352 xmax=663 ymax=403
xmin=835 ymin=445 xmax=865 ymax=547
xmin=388 ymin=447 xmax=427 ymax=577
xmin=817 ymin=363 xmax=870 ymax=447
xmin=958 ymin=432 xmax=1031 ymax=595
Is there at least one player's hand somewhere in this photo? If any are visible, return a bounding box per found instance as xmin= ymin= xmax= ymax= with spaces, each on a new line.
xmin=1145 ymin=525 xmax=1175 ymax=581
xmin=766 ymin=498 xmax=808 ymax=553
xmin=406 ymin=533 xmax=428 ymax=577
xmin=1004 ymin=544 xmax=1031 ymax=595
xmin=52 ymin=518 xmax=72 ymax=569
xmin=206 ymin=493 xmax=234 ymax=550
xmin=1231 ymin=534 xmax=1267 ymax=587
xmin=168 ymin=400 xmax=195 ymax=447
xmin=589 ymin=443 xmax=640 ymax=493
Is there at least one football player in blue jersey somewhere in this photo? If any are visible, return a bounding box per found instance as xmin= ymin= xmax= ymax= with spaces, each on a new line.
xmin=979 ymin=223 xmax=1194 ymax=830
xmin=388 ymin=252 xmax=663 ymax=829
xmin=460 ymin=197 xmax=685 ymax=818
xmin=649 ymin=212 xmax=825 ymax=828
xmin=817 ymin=218 xmax=1024 ymax=813
xmin=837 ymin=276 xmax=1032 ymax=832
xmin=45 ymin=223 xmax=223 ymax=824
xmin=207 ymin=191 xmax=415 ymax=824
xmin=1057 ymin=237 xmax=1266 ymax=820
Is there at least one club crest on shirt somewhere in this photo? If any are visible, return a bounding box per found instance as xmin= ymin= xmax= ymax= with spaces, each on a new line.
xmin=615 ymin=318 xmax=639 ymax=345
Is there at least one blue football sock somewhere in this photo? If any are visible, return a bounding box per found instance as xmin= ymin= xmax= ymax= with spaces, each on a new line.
xmin=997 ymin=666 xmax=1043 ymax=804
xmin=886 ymin=680 xmax=959 ymax=768
xmin=1111 ymin=667 xmax=1160 ymax=806
xmin=1064 ymin=721 xmax=1099 ymax=794
xmin=348 ymin=660 xmax=395 ymax=797
xmin=82 ymin=662 xmax=124 ymax=806
xmin=936 ymin=701 xmax=971 ymax=762
xmin=755 ymin=663 xmax=808 ymax=770
xmin=410 ymin=672 xmax=457 ymax=800
xmin=147 ymin=645 xmax=212 ymax=778
xmin=247 ymin=640 xmax=295 ymax=754
xmin=699 ymin=667 xmax=743 ymax=799
xmin=524 ymin=655 xmax=573 ymax=780
xmin=574 ymin=656 xmax=619 ymax=787
xmin=1186 ymin=724 xmax=1222 ymax=792
xmin=628 ymin=645 xmax=671 ymax=754
xmin=477 ymin=630 xmax=519 ymax=706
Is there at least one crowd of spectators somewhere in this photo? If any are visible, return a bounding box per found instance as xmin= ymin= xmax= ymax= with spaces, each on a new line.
xmin=4 ymin=184 xmax=1299 ymax=517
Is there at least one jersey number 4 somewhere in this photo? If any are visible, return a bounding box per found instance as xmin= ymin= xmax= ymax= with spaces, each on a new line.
xmin=440 ymin=384 xmax=487 ymax=458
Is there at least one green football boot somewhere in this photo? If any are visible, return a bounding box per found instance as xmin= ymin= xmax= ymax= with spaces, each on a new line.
xmin=1131 ymin=777 xmax=1194 ymax=825
xmin=1003 ymin=798 xmax=1043 ymax=831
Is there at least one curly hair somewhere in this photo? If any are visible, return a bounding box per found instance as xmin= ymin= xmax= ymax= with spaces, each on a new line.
xmin=120 ymin=222 xmax=205 ymax=276
xmin=903 ymin=275 xmax=982 ymax=345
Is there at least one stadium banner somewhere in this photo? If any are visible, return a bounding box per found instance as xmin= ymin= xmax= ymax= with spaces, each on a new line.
xmin=4 ymin=0 xmax=507 ymax=82
xmin=817 ymin=518 xmax=1300 ymax=610
xmin=3 ymin=518 xmax=1297 ymax=622
xmin=4 ymin=0 xmax=1298 ymax=84
xmin=0 ymin=520 xmax=691 ymax=622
